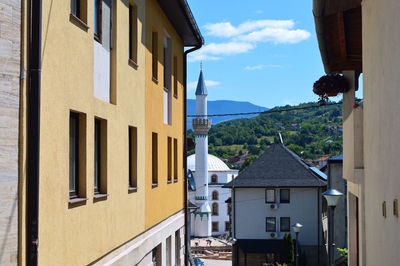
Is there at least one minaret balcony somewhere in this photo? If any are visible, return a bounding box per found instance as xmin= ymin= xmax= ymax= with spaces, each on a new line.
xmin=192 ymin=118 xmax=211 ymax=134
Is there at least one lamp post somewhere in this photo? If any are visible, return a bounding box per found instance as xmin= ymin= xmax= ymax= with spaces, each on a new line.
xmin=322 ymin=189 xmax=343 ymax=266
xmin=292 ymin=223 xmax=303 ymax=266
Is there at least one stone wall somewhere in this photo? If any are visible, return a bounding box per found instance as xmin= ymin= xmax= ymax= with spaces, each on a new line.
xmin=0 ymin=0 xmax=20 ymax=264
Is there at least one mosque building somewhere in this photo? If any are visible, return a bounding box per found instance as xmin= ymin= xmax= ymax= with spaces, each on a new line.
xmin=188 ymin=69 xmax=238 ymax=237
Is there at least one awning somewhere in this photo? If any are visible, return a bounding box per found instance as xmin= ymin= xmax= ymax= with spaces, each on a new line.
xmin=236 ymin=239 xmax=284 ymax=254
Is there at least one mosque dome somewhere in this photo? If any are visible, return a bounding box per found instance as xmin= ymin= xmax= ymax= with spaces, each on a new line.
xmin=187 ymin=154 xmax=231 ymax=172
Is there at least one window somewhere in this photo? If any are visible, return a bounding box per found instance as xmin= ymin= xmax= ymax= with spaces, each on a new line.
xmin=69 ymin=112 xmax=80 ymax=198
xmin=280 ymin=217 xmax=290 ymax=232
xmin=152 ymin=31 xmax=158 ymax=80
xmin=280 ymin=189 xmax=290 ymax=203
xmin=166 ymin=236 xmax=171 ymax=266
xmin=163 ymin=36 xmax=172 ymax=125
xmin=173 ymin=56 xmax=178 ymax=97
xmin=173 ymin=138 xmax=178 ymax=181
xmin=227 ymin=204 xmax=231 ymax=215
xmin=225 ymin=221 xmax=231 ymax=232
xmin=163 ymin=37 xmax=172 ymax=90
xmin=212 ymin=191 xmax=219 ymax=200
xmin=70 ymin=0 xmax=87 ymax=24
xmin=94 ymin=119 xmax=101 ymax=194
xmin=94 ymin=0 xmax=102 ymax=42
xmin=212 ymin=202 xmax=218 ymax=216
xmin=212 ymin=222 xmax=219 ymax=232
xmin=69 ymin=112 xmax=86 ymax=201
xmin=94 ymin=118 xmax=107 ymax=195
xmin=129 ymin=3 xmax=138 ymax=63
xmin=152 ymin=132 xmax=158 ymax=186
xmin=129 ymin=126 xmax=137 ymax=190
xmin=167 ymin=137 xmax=172 ymax=183
xmin=266 ymin=189 xmax=276 ymax=203
xmin=211 ymin=174 xmax=218 ymax=183
xmin=175 ymin=230 xmax=181 ymax=265
xmin=266 ymin=217 xmax=276 ymax=232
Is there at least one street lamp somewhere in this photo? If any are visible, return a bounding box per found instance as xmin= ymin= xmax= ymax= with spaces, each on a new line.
xmin=292 ymin=223 xmax=303 ymax=266
xmin=322 ymin=189 xmax=343 ymax=266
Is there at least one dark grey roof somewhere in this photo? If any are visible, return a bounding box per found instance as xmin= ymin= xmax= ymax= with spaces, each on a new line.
xmin=195 ymin=70 xmax=208 ymax=95
xmin=224 ymin=143 xmax=326 ymax=188
xmin=157 ymin=0 xmax=203 ymax=47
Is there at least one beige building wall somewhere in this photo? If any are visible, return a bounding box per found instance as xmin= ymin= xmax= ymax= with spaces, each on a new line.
xmin=361 ymin=0 xmax=400 ymax=264
xmin=0 ymin=0 xmax=20 ymax=264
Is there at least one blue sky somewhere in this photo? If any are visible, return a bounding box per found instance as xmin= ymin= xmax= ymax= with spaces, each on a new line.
xmin=186 ymin=0 xmax=342 ymax=108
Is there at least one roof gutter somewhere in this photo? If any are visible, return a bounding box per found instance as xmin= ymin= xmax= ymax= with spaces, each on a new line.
xmin=177 ymin=0 xmax=204 ymax=46
xmin=26 ymin=0 xmax=42 ymax=264
xmin=183 ymin=45 xmax=202 ymax=266
xmin=313 ymin=0 xmax=332 ymax=74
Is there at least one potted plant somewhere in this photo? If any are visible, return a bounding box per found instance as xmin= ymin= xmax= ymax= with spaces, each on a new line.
xmin=313 ymin=74 xmax=350 ymax=104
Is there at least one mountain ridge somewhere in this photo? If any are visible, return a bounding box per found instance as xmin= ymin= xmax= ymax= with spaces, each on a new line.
xmin=187 ymin=99 xmax=268 ymax=129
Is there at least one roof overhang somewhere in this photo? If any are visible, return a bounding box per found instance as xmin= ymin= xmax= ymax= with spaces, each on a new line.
xmin=157 ymin=0 xmax=204 ymax=47
xmin=313 ymin=0 xmax=362 ymax=73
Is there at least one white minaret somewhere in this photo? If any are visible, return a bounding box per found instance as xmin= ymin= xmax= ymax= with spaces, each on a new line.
xmin=192 ymin=69 xmax=212 ymax=237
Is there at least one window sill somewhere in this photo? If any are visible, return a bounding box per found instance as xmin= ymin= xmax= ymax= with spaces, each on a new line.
xmin=94 ymin=193 xmax=108 ymax=200
xmin=69 ymin=14 xmax=89 ymax=31
xmin=152 ymin=77 xmax=159 ymax=84
xmin=128 ymin=59 xmax=139 ymax=69
xmin=68 ymin=197 xmax=88 ymax=208
xmin=128 ymin=187 xmax=138 ymax=193
xmin=152 ymin=183 xmax=158 ymax=188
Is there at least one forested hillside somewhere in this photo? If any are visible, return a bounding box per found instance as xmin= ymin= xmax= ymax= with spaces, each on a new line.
xmin=188 ymin=101 xmax=345 ymax=166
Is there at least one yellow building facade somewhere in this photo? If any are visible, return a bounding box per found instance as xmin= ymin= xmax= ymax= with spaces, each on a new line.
xmin=13 ymin=0 xmax=202 ymax=265
xmin=144 ymin=0 xmax=185 ymax=229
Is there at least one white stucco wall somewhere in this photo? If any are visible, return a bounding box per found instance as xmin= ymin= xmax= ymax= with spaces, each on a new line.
xmin=94 ymin=211 xmax=185 ymax=266
xmin=93 ymin=41 xmax=111 ymax=102
xmin=362 ymin=0 xmax=400 ymax=264
xmin=0 ymin=1 xmax=20 ymax=264
xmin=233 ymin=187 xmax=323 ymax=246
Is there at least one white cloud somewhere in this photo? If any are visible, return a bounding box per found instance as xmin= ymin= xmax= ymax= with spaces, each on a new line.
xmin=245 ymin=64 xmax=281 ymax=70
xmin=255 ymin=10 xmax=264 ymax=14
xmin=204 ymin=20 xmax=295 ymax=38
xmin=188 ymin=42 xmax=255 ymax=62
xmin=188 ymin=80 xmax=221 ymax=91
xmin=192 ymin=19 xmax=310 ymax=61
xmin=236 ymin=27 xmax=311 ymax=44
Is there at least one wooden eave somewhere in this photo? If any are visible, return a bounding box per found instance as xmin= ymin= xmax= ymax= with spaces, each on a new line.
xmin=313 ymin=0 xmax=362 ymax=74
xmin=324 ymin=7 xmax=362 ymax=73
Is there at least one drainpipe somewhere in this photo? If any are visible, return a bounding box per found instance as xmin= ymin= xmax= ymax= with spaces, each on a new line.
xmin=26 ymin=0 xmax=42 ymax=265
xmin=183 ymin=45 xmax=201 ymax=266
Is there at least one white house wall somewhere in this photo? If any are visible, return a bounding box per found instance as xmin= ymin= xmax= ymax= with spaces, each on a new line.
xmin=234 ymin=187 xmax=323 ymax=246
xmin=362 ymin=0 xmax=400 ymax=264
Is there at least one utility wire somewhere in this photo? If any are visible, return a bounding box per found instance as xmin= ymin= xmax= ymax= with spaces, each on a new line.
xmin=187 ymin=100 xmax=361 ymax=118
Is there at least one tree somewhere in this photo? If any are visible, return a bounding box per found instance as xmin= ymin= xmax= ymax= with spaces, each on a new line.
xmin=248 ymin=145 xmax=261 ymax=155
xmin=240 ymin=155 xmax=257 ymax=171
xmin=282 ymin=233 xmax=295 ymax=266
